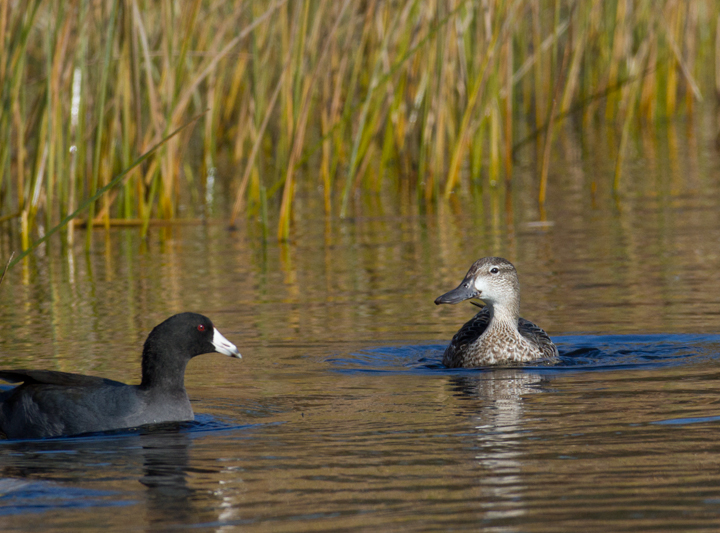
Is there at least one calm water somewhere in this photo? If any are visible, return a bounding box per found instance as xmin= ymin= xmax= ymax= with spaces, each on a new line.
xmin=2 ymin=114 xmax=720 ymax=531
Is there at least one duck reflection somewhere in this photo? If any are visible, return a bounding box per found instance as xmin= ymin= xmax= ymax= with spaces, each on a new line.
xmin=450 ymin=370 xmax=546 ymax=527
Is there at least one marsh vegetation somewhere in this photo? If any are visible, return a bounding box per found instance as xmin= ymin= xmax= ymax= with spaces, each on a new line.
xmin=0 ymin=0 xmax=717 ymax=248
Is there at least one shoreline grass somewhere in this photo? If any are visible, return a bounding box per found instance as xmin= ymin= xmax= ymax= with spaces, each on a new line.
xmin=0 ymin=0 xmax=717 ymax=247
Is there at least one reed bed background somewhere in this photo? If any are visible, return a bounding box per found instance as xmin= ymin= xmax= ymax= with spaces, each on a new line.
xmin=0 ymin=0 xmax=718 ymax=246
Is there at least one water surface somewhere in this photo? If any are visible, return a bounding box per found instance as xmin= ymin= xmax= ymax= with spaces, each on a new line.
xmin=2 ymin=115 xmax=720 ymax=531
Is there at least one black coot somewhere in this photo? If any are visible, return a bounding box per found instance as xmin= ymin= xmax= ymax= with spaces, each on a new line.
xmin=0 ymin=312 xmax=241 ymax=439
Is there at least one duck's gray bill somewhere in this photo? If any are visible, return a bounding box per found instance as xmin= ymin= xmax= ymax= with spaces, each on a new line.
xmin=212 ymin=328 xmax=242 ymax=358
xmin=434 ymin=283 xmax=477 ymax=305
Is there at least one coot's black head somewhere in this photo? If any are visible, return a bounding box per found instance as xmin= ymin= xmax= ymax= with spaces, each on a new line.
xmin=146 ymin=312 xmax=240 ymax=359
xmin=141 ymin=313 xmax=240 ymax=390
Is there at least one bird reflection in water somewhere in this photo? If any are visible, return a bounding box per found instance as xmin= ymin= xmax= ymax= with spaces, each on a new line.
xmin=450 ymin=370 xmax=546 ymax=527
xmin=0 ymin=423 xmax=205 ymax=525
xmin=138 ymin=426 xmax=198 ymax=524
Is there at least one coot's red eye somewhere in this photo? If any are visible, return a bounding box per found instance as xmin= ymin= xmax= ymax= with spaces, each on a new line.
xmin=197 ymin=324 xmax=206 ymax=332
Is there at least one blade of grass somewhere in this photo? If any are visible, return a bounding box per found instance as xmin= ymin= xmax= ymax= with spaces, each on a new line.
xmin=86 ymin=0 xmax=119 ymax=238
xmin=614 ymin=40 xmax=649 ymax=191
xmin=278 ymin=0 xmax=351 ymax=240
xmin=8 ymin=114 xmax=205 ymax=270
xmin=339 ymin=2 xmax=405 ymax=217
xmin=229 ymin=63 xmax=287 ymax=226
xmin=444 ymin=0 xmax=520 ymax=198
xmin=0 ymin=252 xmax=13 ymax=286
xmin=538 ymin=5 xmax=573 ymax=206
xmin=661 ymin=8 xmax=702 ymax=103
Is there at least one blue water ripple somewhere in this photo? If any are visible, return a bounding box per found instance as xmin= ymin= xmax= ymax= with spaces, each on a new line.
xmin=327 ymin=334 xmax=720 ymax=375
xmin=0 ymin=479 xmax=133 ymax=516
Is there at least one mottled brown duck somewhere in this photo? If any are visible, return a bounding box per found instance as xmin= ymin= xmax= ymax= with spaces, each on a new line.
xmin=435 ymin=257 xmax=558 ymax=368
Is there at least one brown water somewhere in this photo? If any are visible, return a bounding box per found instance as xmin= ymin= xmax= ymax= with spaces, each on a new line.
xmin=2 ymin=114 xmax=720 ymax=531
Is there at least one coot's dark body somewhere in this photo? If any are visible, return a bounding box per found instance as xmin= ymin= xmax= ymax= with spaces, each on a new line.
xmin=0 ymin=313 xmax=240 ymax=439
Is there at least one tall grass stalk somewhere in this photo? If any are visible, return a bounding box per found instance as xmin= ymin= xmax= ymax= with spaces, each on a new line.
xmin=87 ymin=0 xmax=118 ymax=239
xmin=539 ymin=3 xmax=574 ymax=206
xmin=0 ymin=0 xmax=717 ymax=247
xmin=8 ymin=114 xmax=202 ymax=270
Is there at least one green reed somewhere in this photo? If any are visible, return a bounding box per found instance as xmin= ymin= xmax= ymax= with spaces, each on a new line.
xmin=0 ymin=0 xmax=717 ymax=245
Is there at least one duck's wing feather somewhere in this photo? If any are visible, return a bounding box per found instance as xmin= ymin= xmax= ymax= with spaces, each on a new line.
xmin=518 ymin=318 xmax=558 ymax=359
xmin=448 ymin=307 xmax=491 ymax=348
xmin=0 ymin=370 xmax=122 ymax=388
xmin=442 ymin=307 xmax=491 ymax=368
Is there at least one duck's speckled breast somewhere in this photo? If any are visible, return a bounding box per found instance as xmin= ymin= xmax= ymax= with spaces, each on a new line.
xmin=442 ymin=308 xmax=557 ymax=368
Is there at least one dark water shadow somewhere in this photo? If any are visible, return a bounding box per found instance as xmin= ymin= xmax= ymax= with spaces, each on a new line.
xmin=327 ymin=333 xmax=720 ymax=375
xmin=0 ymin=415 xmax=262 ymax=519
xmin=0 ymin=478 xmax=131 ymax=517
